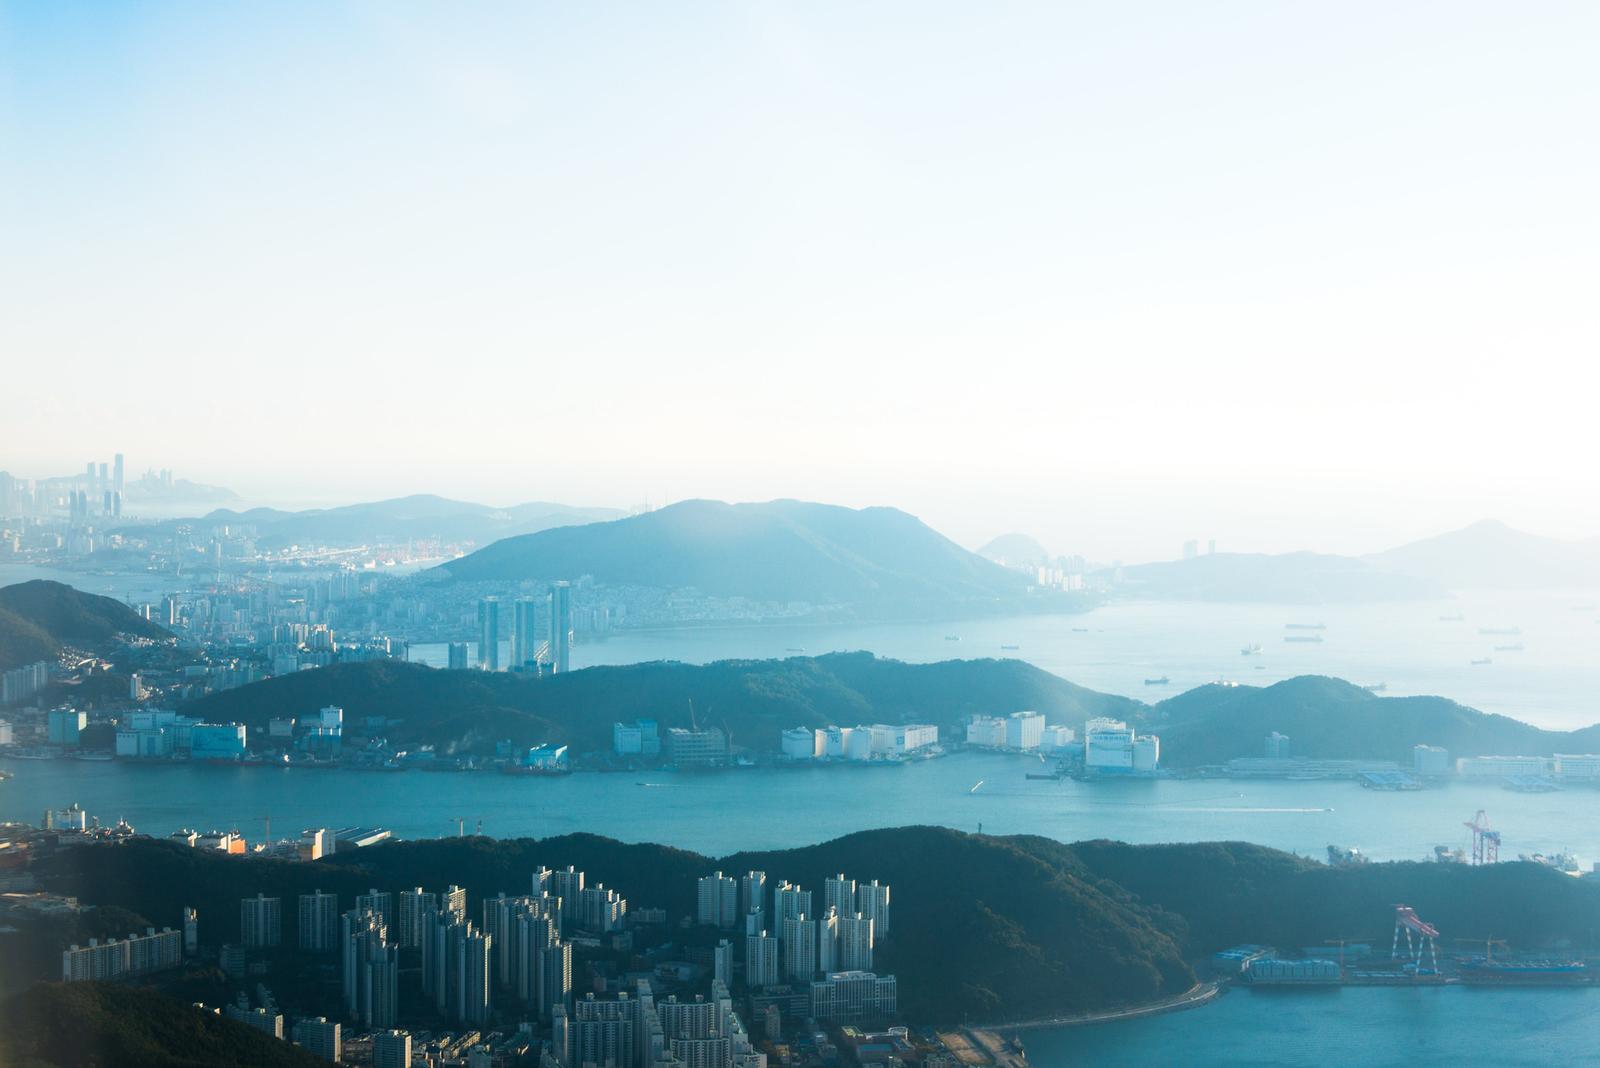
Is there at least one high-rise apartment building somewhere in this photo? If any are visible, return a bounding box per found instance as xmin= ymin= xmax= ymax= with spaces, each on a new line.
xmin=298 ymin=890 xmax=339 ymax=953
xmin=745 ymin=931 xmax=781 ymax=988
xmin=396 ymin=889 xmax=436 ymax=949
xmin=478 ymin=597 xmax=500 ymax=671
xmin=513 ymin=597 xmax=541 ymax=670
xmin=697 ymin=872 xmax=739 ymax=929
xmin=782 ymin=915 xmax=816 ymax=980
xmin=548 ymin=582 xmax=572 ymax=673
xmin=241 ymin=894 xmax=282 ymax=948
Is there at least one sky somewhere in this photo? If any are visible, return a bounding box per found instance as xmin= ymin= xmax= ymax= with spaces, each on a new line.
xmin=3 ymin=2 xmax=1598 ymax=561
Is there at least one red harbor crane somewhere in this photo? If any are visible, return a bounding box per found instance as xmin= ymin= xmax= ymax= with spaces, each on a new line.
xmin=1392 ymin=905 xmax=1440 ymax=972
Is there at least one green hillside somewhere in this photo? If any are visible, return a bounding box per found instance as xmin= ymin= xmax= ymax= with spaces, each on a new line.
xmin=0 ymin=982 xmax=324 ymax=1068
xmin=182 ymin=652 xmax=1139 ymax=755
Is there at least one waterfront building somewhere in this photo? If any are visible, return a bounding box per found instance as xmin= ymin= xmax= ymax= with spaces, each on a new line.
xmin=47 ymin=708 xmax=87 ymax=746
xmin=614 ymin=719 xmax=662 ymax=757
xmin=1084 ymin=718 xmax=1160 ymax=773
xmin=294 ymin=1017 xmax=341 ymax=1063
xmin=1456 ymin=755 xmax=1549 ymax=779
xmin=241 ymin=894 xmax=282 ymax=948
xmin=1412 ymin=744 xmax=1450 ymax=777
xmin=189 ymin=722 xmax=248 ymax=760
xmin=1004 ymin=711 xmax=1045 ymax=750
xmin=373 ymin=1030 xmax=413 ymax=1068
xmin=1554 ymin=754 xmax=1600 ymax=781
xmin=1039 ymin=724 xmax=1075 ymax=751
xmin=697 ymin=872 xmax=740 ymax=928
xmin=965 ymin=716 xmax=1007 ymax=748
xmin=447 ymin=642 xmax=470 ymax=670
xmin=548 ymin=581 xmax=572 ymax=673
xmin=809 ymin=971 xmax=897 ymax=1023
xmin=667 ymin=727 xmax=729 ymax=768
xmin=298 ymin=828 xmax=332 ymax=862
xmin=298 ymin=890 xmax=340 ymax=952
xmin=781 ymin=727 xmax=822 ymax=760
xmin=478 ymin=597 xmax=501 ymax=672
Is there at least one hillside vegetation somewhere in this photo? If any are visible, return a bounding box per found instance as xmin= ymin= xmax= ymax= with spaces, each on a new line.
xmin=437 ymin=499 xmax=1045 ymax=618
xmin=0 ymin=580 xmax=169 ymax=669
xmin=0 ymin=982 xmax=324 ymax=1068
xmin=183 ymin=652 xmax=1139 ymax=755
xmin=1144 ymin=675 xmax=1600 ymax=766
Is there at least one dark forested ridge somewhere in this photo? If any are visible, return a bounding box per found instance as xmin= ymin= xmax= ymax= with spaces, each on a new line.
xmin=181 ymin=652 xmax=1139 ymax=755
xmin=0 ymin=580 xmax=170 ymax=669
xmin=1145 ymin=675 xmax=1600 ymax=766
xmin=30 ymin=829 xmax=1600 ymax=1026
xmin=0 ymin=982 xmax=325 ymax=1068
xmin=436 ymin=499 xmax=1048 ymax=617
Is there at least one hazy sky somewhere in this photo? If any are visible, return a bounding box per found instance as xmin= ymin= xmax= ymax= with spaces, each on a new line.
xmin=3 ymin=2 xmax=1598 ymax=560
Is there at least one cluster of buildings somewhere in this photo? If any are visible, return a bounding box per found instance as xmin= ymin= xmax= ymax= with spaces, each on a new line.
xmin=1225 ymin=736 xmax=1600 ymax=789
xmin=473 ymin=585 xmax=573 ymax=674
xmin=779 ymin=725 xmax=939 ymax=763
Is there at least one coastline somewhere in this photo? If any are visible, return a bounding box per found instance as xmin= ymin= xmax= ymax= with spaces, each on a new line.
xmin=975 ymin=980 xmax=1223 ymax=1032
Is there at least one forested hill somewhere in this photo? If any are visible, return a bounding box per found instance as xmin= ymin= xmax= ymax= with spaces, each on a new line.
xmin=182 ymin=652 xmax=1138 ymax=755
xmin=1145 ymin=675 xmax=1600 ymax=766
xmin=0 ymin=580 xmax=170 ymax=670
xmin=435 ymin=498 xmax=1050 ymax=618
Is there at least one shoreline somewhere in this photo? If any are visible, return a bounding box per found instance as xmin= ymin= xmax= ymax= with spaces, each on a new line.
xmin=976 ymin=980 xmax=1224 ymax=1033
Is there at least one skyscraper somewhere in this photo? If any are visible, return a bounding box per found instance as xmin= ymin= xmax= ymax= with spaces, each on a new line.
xmin=113 ymin=453 xmax=124 ymax=494
xmin=396 ymin=889 xmax=435 ymax=949
xmin=548 ymin=581 xmax=571 ymax=673
xmin=740 ymin=871 xmax=767 ymax=930
xmin=824 ymin=875 xmax=856 ymax=917
xmin=477 ymin=597 xmax=500 ymax=672
xmin=782 ymin=914 xmax=816 ymax=980
xmin=512 ymin=597 xmax=540 ymax=670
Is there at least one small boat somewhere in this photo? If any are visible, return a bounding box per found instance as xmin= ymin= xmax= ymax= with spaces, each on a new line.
xmin=1471 ymin=657 xmax=1493 ymax=666
xmin=1071 ymin=627 xmax=1089 ymax=633
xmin=1240 ymin=643 xmax=1262 ymax=656
xmin=1285 ymin=622 xmax=1326 ymax=631
xmin=1479 ymin=626 xmax=1521 ymax=636
xmin=74 ymin=752 xmax=114 ymax=762
xmin=1494 ymin=643 xmax=1525 ymax=652
xmin=1438 ymin=613 xmax=1466 ymax=622
xmin=1000 ymin=644 xmax=1020 ymax=651
xmin=1144 ymin=676 xmax=1170 ymax=686
xmin=944 ymin=635 xmax=961 ymax=641
xmin=784 ymin=647 xmax=805 ymax=653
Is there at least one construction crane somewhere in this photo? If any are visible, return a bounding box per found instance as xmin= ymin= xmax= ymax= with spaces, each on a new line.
xmin=1464 ymin=810 xmax=1501 ymax=865
xmin=1392 ymin=905 xmax=1440 ymax=972
xmin=1454 ymin=936 xmax=1508 ymax=964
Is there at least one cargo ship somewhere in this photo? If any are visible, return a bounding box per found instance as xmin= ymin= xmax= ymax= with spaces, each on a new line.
xmin=1458 ymin=957 xmax=1591 ymax=984
xmin=1479 ymin=626 xmax=1521 ymax=636
xmin=1143 ymin=676 xmax=1170 ymax=686
xmin=1285 ymin=623 xmax=1327 ymax=630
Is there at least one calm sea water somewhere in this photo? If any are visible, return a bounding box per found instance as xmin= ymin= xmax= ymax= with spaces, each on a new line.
xmin=7 ymin=752 xmax=1599 ymax=865
xmin=1030 ymin=985 xmax=1600 ymax=1067
xmin=415 ymin=590 xmax=1600 ymax=730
